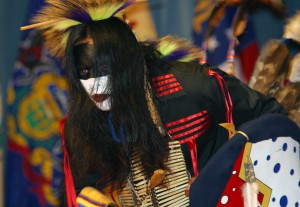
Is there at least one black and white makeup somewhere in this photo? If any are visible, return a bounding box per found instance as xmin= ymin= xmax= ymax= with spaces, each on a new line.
xmin=74 ymin=39 xmax=112 ymax=111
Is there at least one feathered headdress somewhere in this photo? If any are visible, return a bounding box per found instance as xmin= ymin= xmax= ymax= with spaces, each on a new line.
xmin=21 ymin=0 xmax=143 ymax=60
xmin=151 ymin=35 xmax=202 ymax=62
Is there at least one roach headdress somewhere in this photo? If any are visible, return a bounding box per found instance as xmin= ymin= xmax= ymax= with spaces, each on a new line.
xmin=21 ymin=0 xmax=141 ymax=61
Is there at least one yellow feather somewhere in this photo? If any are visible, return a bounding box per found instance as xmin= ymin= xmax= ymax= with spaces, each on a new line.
xmin=53 ymin=19 xmax=81 ymax=30
xmin=155 ymin=35 xmax=202 ymax=62
xmin=88 ymin=3 xmax=123 ymax=20
xmin=158 ymin=42 xmax=179 ymax=57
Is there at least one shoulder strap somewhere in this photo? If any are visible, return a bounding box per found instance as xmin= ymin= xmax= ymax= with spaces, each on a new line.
xmin=208 ymin=69 xmax=233 ymax=124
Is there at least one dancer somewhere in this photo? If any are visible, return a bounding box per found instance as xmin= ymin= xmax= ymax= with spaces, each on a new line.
xmin=21 ymin=0 xmax=287 ymax=206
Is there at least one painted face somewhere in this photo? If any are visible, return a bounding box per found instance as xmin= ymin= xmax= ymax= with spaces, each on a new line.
xmin=80 ymin=76 xmax=112 ymax=111
xmin=74 ymin=40 xmax=112 ymax=111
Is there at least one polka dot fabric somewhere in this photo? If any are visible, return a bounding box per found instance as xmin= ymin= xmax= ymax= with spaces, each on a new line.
xmin=216 ymin=145 xmax=265 ymax=206
xmin=216 ymin=147 xmax=249 ymax=206
xmin=216 ymin=137 xmax=300 ymax=207
xmin=251 ymin=137 xmax=300 ymax=207
xmin=189 ymin=114 xmax=300 ymax=207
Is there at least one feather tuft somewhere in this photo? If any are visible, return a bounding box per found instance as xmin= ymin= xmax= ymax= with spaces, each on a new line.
xmin=242 ymin=156 xmax=259 ymax=207
xmin=242 ymin=182 xmax=259 ymax=207
xmin=21 ymin=0 xmax=140 ymax=61
xmin=153 ymin=35 xmax=202 ymax=62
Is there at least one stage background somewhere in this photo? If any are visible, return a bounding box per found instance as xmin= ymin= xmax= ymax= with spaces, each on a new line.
xmin=1 ymin=1 xmax=300 ymax=207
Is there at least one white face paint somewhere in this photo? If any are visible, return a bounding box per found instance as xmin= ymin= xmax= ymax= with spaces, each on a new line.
xmin=80 ymin=75 xmax=112 ymax=111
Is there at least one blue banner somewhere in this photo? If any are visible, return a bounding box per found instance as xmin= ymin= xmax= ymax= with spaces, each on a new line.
xmin=5 ymin=0 xmax=69 ymax=206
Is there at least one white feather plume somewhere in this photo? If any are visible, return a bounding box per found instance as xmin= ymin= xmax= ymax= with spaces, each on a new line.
xmin=242 ymin=156 xmax=259 ymax=207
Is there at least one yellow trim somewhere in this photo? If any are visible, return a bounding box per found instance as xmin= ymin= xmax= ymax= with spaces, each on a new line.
xmin=236 ymin=130 xmax=249 ymax=141
xmin=219 ymin=123 xmax=236 ymax=139
xmin=239 ymin=143 xmax=272 ymax=207
xmin=77 ymin=187 xmax=117 ymax=206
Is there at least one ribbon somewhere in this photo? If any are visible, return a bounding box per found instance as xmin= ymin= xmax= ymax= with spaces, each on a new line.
xmin=60 ymin=115 xmax=78 ymax=207
xmin=186 ymin=139 xmax=199 ymax=177
xmin=208 ymin=69 xmax=233 ymax=124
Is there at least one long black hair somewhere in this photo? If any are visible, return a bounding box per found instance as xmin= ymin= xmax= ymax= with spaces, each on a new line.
xmin=64 ymin=17 xmax=169 ymax=191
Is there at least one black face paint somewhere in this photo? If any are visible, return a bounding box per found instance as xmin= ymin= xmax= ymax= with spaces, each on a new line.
xmin=74 ymin=42 xmax=112 ymax=79
xmin=74 ymin=43 xmax=94 ymax=80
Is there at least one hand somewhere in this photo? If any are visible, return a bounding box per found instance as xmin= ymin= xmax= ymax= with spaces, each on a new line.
xmin=185 ymin=176 xmax=197 ymax=197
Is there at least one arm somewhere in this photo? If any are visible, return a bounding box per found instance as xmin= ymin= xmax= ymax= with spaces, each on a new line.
xmin=209 ymin=67 xmax=288 ymax=128
xmin=170 ymin=61 xmax=287 ymax=128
